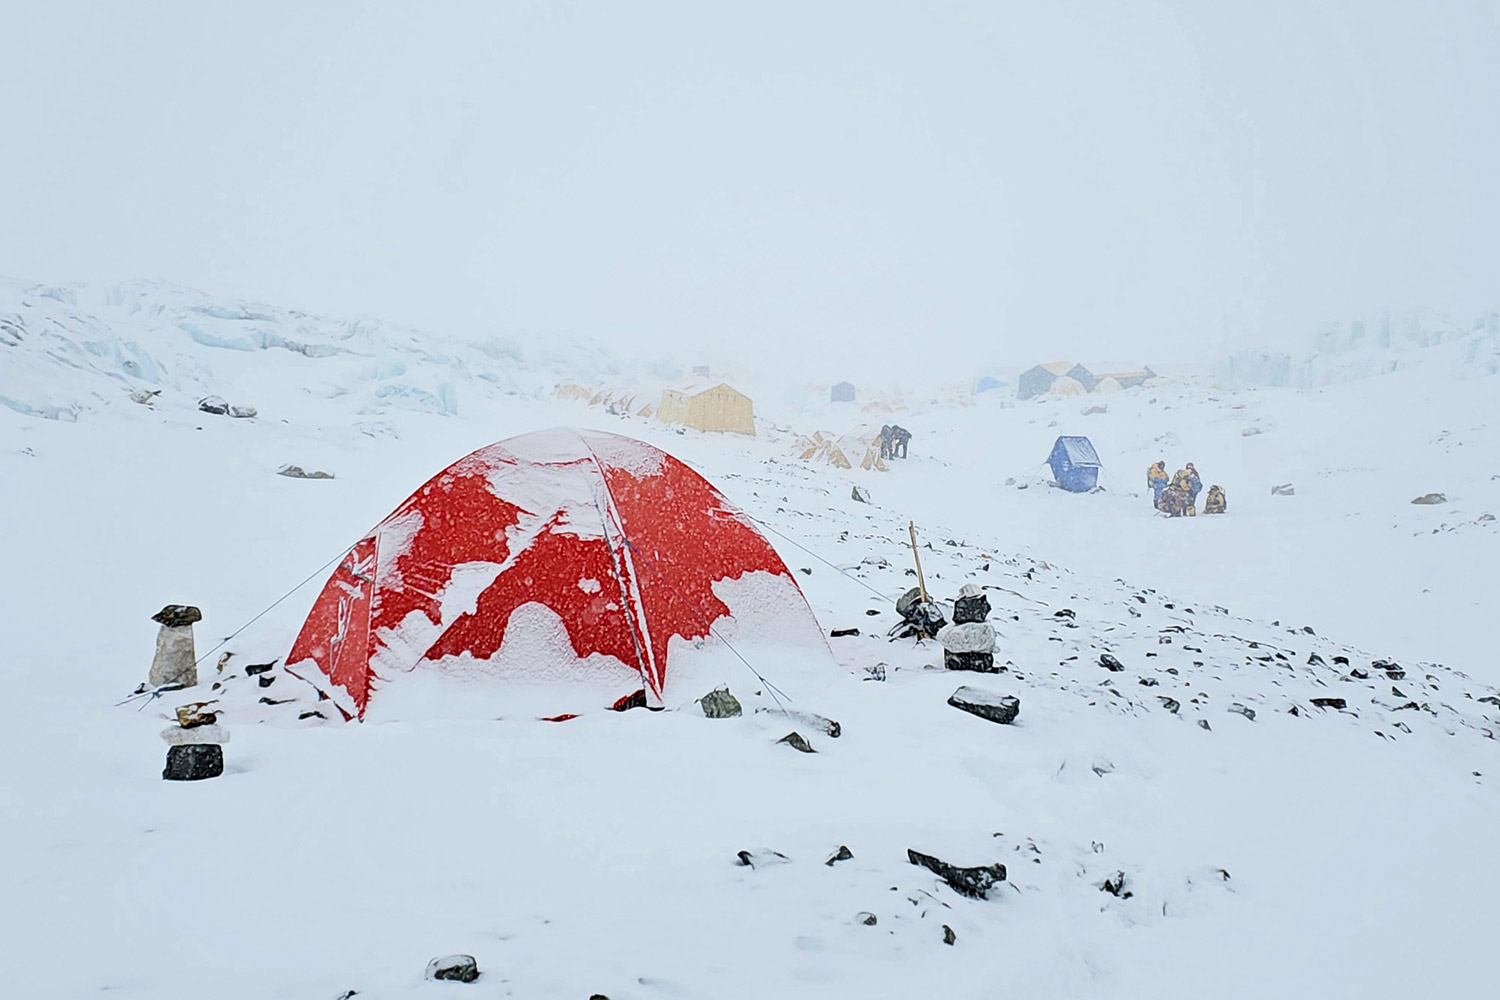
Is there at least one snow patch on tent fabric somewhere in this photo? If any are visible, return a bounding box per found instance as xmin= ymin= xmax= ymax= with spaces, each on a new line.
xmin=363 ymin=602 xmax=640 ymax=721
xmin=578 ymin=430 xmax=668 ymax=478
xmin=369 ymin=561 xmax=505 ymax=679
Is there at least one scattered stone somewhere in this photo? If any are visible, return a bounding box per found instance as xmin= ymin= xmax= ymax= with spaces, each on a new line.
xmin=777 ymin=731 xmax=816 ymax=753
xmin=424 ymin=955 xmax=479 ymax=983
xmin=197 ymin=395 xmax=229 ymax=415
xmin=1411 ymin=493 xmax=1448 ymax=505
xmin=1099 ymin=653 xmax=1125 ymax=672
xmin=1332 ymin=655 xmax=1349 ymax=666
xmin=942 ymin=924 xmax=957 ymax=945
xmin=1082 ymin=404 xmax=1108 ymax=416
xmin=1478 ymin=695 xmax=1500 ymax=708
xmin=244 ymin=660 xmax=277 ymax=676
xmin=128 ymin=388 xmax=161 ymax=405
xmin=1138 ymin=676 xmax=1159 ymax=687
xmin=735 ymin=849 xmax=790 ymax=868
xmin=947 ymin=686 xmax=1020 ymax=725
xmin=277 ymin=464 xmax=335 ymax=480
xmin=1228 ymin=703 xmax=1256 ymax=721
xmin=1241 ymin=427 xmax=1263 ymax=437
xmin=826 ymin=845 xmax=854 ymax=866
xmin=851 ymin=485 xmax=871 ymax=504
xmin=699 ymin=686 xmax=742 ymax=719
xmin=258 ymin=674 xmax=276 ymax=688
xmin=907 ymin=849 xmax=1007 ymax=899
xmin=1308 ymin=652 xmax=1326 ymax=667
xmin=856 ymin=911 xmax=877 ymax=926
xmin=259 ymin=696 xmax=294 ymax=705
xmin=1271 ymin=483 xmax=1295 ymax=496
xmin=830 ymin=627 xmax=860 ymax=637
xmin=1198 ymin=719 xmax=1212 ymax=730
xmin=1100 ymin=871 xmax=1132 ymax=898
xmin=298 ymin=710 xmax=326 ymax=720
xmin=1157 ymin=696 xmax=1180 ymax=714
xmin=1311 ymin=697 xmax=1347 ymax=710
xmin=162 ymin=743 xmax=223 ymax=780
xmin=1053 ymin=608 xmax=1076 ymax=619
xmin=760 ymin=708 xmax=841 ymax=738
xmin=864 ymin=664 xmax=886 ymax=682
xmin=1375 ymin=660 xmax=1405 ymax=680
xmin=228 ymin=405 xmax=258 ymax=419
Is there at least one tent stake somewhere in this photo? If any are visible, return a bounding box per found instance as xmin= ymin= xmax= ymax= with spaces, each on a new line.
xmin=908 ymin=521 xmax=929 ymax=604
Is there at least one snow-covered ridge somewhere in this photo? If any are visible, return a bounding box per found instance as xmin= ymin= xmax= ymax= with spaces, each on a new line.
xmin=1217 ymin=308 xmax=1500 ymax=389
xmin=0 ymin=276 xmax=627 ymax=422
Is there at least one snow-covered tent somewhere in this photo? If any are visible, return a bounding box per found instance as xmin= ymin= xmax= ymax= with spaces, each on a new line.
xmin=658 ymin=382 xmax=756 ymax=436
xmin=1067 ymin=362 xmax=1156 ymax=392
xmin=287 ymin=428 xmax=826 ymax=719
xmin=1018 ymin=361 xmax=1075 ymax=400
xmin=1047 ymin=435 xmax=1101 ymax=492
xmin=1047 ymin=375 xmax=1086 ymax=397
xmin=830 ymin=381 xmax=856 ymax=403
xmin=973 ymin=375 xmax=1006 ymax=394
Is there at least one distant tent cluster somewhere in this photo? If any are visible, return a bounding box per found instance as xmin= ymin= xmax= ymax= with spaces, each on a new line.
xmin=553 ymin=380 xmax=755 ymax=436
xmin=1018 ymin=362 xmax=1157 ymax=401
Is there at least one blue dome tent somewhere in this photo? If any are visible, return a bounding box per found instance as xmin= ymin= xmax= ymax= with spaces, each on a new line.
xmin=1048 ymin=436 xmax=1101 ymax=492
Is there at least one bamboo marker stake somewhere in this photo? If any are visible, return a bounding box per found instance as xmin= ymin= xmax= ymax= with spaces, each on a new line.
xmin=908 ymin=520 xmax=928 ymax=604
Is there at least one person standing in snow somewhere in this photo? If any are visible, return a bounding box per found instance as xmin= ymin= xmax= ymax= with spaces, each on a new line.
xmin=892 ymin=425 xmax=911 ymax=459
xmin=1203 ymin=484 xmax=1226 ymax=514
xmin=1147 ymin=460 xmax=1168 ymax=505
xmin=880 ymin=424 xmax=894 ymax=461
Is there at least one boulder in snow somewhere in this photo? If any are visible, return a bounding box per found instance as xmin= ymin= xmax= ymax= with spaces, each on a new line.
xmin=699 ymin=686 xmax=742 ymax=719
xmin=196 ymin=395 xmax=229 ymax=415
xmin=951 ymin=585 xmax=991 ymax=624
xmin=1411 ymin=493 xmax=1447 ymax=505
xmin=777 ymin=731 xmax=816 ymax=753
xmin=907 ymin=848 xmax=1007 ymax=899
xmin=1271 ymin=483 xmax=1295 ymax=496
xmin=228 ymin=404 xmax=257 ymax=419
xmin=855 ymin=911 xmax=877 ymax=926
xmin=162 ymin=743 xmax=222 ymax=781
xmin=425 ymin=955 xmax=479 ymax=983
xmin=277 ymin=464 xmax=334 ymax=480
xmin=826 ymin=845 xmax=854 ymax=866
xmin=152 ymin=605 xmax=202 ymax=628
xmin=851 ymin=485 xmax=871 ymax=504
xmin=1099 ymin=652 xmax=1125 ymax=672
xmin=735 ymin=849 xmax=790 ymax=869
xmin=1310 ymin=697 xmax=1346 ymax=710
xmin=942 ymin=924 xmax=957 ymax=945
xmin=947 ymin=686 xmax=1020 ymax=725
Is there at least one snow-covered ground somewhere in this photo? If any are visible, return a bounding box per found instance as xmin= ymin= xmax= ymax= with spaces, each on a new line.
xmin=2 ymin=279 xmax=1497 ymax=998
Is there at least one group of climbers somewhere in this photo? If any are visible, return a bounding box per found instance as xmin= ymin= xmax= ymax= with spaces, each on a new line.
xmin=1146 ymin=459 xmax=1225 ymax=517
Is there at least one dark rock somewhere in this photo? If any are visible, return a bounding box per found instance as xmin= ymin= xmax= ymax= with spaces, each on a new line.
xmin=907 ymin=849 xmax=1007 ymax=899
xmin=1333 ymin=655 xmax=1349 ymax=665
xmin=851 ymin=485 xmax=872 ymax=504
xmin=1308 ymin=652 xmax=1326 ymax=667
xmin=1099 ymin=653 xmax=1125 ymax=672
xmin=699 ymin=686 xmax=742 ymax=718
xmin=1157 ymin=696 xmax=1180 ymax=713
xmin=259 ymin=696 xmax=293 ymax=705
xmin=830 ymin=627 xmax=861 ymax=638
xmin=826 ymin=845 xmax=854 ymax=866
xmin=1198 ymin=719 xmax=1211 ymax=730
xmin=864 ymin=664 xmax=886 ymax=682
xmin=735 ymin=849 xmax=790 ymax=868
xmin=1228 ymin=703 xmax=1256 ymax=721
xmin=151 ymin=605 xmax=202 ymax=627
xmin=865 ymin=609 xmax=880 ymax=616
xmin=1311 ymin=697 xmax=1346 ymax=710
xmin=162 ymin=744 xmax=223 ymax=781
xmin=777 ymin=731 xmax=816 ymax=753
xmin=424 ymin=955 xmax=479 ymax=983
xmin=197 ymin=395 xmax=229 ymax=415
xmin=298 ymin=710 xmax=326 ymax=720
xmin=244 ymin=660 xmax=277 ymax=676
xmin=953 ymin=592 xmax=992 ymax=624
xmin=942 ymin=924 xmax=957 ymax=945
xmin=1054 ymin=608 xmax=1076 ymax=619
xmin=947 ymin=686 xmax=1020 ymax=725
xmin=944 ymin=650 xmax=998 ymax=673
xmin=258 ymin=674 xmax=276 ymax=688
xmin=277 ymin=464 xmax=335 ymax=480
xmin=1138 ymin=676 xmax=1159 ymax=687
xmin=1375 ymin=660 xmax=1406 ymax=679
xmin=1100 ymin=871 xmax=1132 ymax=898
xmin=856 ymin=911 xmax=877 ymax=926
xmin=1349 ymin=668 xmax=1369 ymax=679
xmin=1479 ymin=695 xmax=1500 ymax=708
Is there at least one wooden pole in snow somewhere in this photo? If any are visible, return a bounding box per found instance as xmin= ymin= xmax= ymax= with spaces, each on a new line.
xmin=908 ymin=521 xmax=929 ymax=604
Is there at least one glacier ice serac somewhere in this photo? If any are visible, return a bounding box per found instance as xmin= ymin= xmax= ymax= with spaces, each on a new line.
xmin=1216 ymin=308 xmax=1500 ymax=389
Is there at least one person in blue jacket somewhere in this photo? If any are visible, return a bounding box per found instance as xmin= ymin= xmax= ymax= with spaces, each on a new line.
xmin=1147 ymin=460 xmax=1169 ymax=505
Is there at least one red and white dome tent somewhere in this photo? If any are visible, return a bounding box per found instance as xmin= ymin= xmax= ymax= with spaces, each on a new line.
xmin=286 ymin=428 xmax=831 ymax=720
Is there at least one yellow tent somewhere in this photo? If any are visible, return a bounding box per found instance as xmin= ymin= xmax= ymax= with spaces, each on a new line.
xmin=658 ymin=382 xmax=756 ymax=436
xmin=554 ymin=382 xmax=594 ymax=403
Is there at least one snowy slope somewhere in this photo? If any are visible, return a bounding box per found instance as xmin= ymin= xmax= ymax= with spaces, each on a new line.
xmin=2 ymin=280 xmax=1498 ymax=999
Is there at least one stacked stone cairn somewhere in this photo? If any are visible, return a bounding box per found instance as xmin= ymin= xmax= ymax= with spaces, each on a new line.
xmin=939 ymin=584 xmax=997 ymax=672
xmin=148 ymin=604 xmax=202 ymax=689
xmin=162 ymin=702 xmax=228 ymax=781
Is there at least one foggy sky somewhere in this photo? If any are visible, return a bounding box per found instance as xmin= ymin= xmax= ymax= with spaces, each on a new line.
xmin=3 ymin=1 xmax=1496 ymax=375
